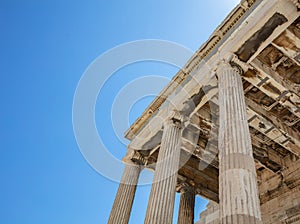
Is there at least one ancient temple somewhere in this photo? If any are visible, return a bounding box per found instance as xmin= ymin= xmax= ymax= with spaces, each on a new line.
xmin=108 ymin=0 xmax=300 ymax=223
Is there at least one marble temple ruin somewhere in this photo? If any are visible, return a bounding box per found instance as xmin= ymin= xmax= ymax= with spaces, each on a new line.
xmin=108 ymin=0 xmax=300 ymax=223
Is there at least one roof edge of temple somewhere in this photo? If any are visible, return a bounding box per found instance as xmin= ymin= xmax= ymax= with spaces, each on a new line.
xmin=124 ymin=0 xmax=261 ymax=140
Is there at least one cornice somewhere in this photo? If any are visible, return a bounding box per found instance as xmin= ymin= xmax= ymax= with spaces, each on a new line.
xmin=125 ymin=0 xmax=260 ymax=140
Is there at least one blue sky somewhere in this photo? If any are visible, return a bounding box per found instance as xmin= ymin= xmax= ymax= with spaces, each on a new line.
xmin=1 ymin=0 xmax=239 ymax=223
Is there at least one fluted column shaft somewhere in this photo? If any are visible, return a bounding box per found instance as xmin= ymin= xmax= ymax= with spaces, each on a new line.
xmin=108 ymin=163 xmax=141 ymax=224
xmin=178 ymin=186 xmax=195 ymax=224
xmin=144 ymin=111 xmax=183 ymax=224
xmin=217 ymin=62 xmax=262 ymax=224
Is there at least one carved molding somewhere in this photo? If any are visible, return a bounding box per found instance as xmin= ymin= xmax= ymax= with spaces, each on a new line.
xmin=125 ymin=0 xmax=260 ymax=140
xmin=289 ymin=0 xmax=300 ymax=9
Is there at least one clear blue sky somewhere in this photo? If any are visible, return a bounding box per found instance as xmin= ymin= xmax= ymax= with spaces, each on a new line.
xmin=1 ymin=0 xmax=239 ymax=223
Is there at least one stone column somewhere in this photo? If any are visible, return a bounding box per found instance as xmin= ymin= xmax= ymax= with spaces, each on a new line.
xmin=177 ymin=184 xmax=195 ymax=224
xmin=144 ymin=110 xmax=184 ymax=224
xmin=217 ymin=61 xmax=262 ymax=223
xmin=108 ymin=162 xmax=141 ymax=224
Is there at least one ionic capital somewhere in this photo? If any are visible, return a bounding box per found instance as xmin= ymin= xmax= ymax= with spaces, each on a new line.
xmin=216 ymin=57 xmax=245 ymax=77
xmin=130 ymin=150 xmax=147 ymax=166
xmin=124 ymin=148 xmax=147 ymax=166
xmin=163 ymin=109 xmax=186 ymax=129
xmin=176 ymin=181 xmax=195 ymax=194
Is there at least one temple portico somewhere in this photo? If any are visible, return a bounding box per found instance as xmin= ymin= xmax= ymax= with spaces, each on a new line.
xmin=106 ymin=0 xmax=300 ymax=223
